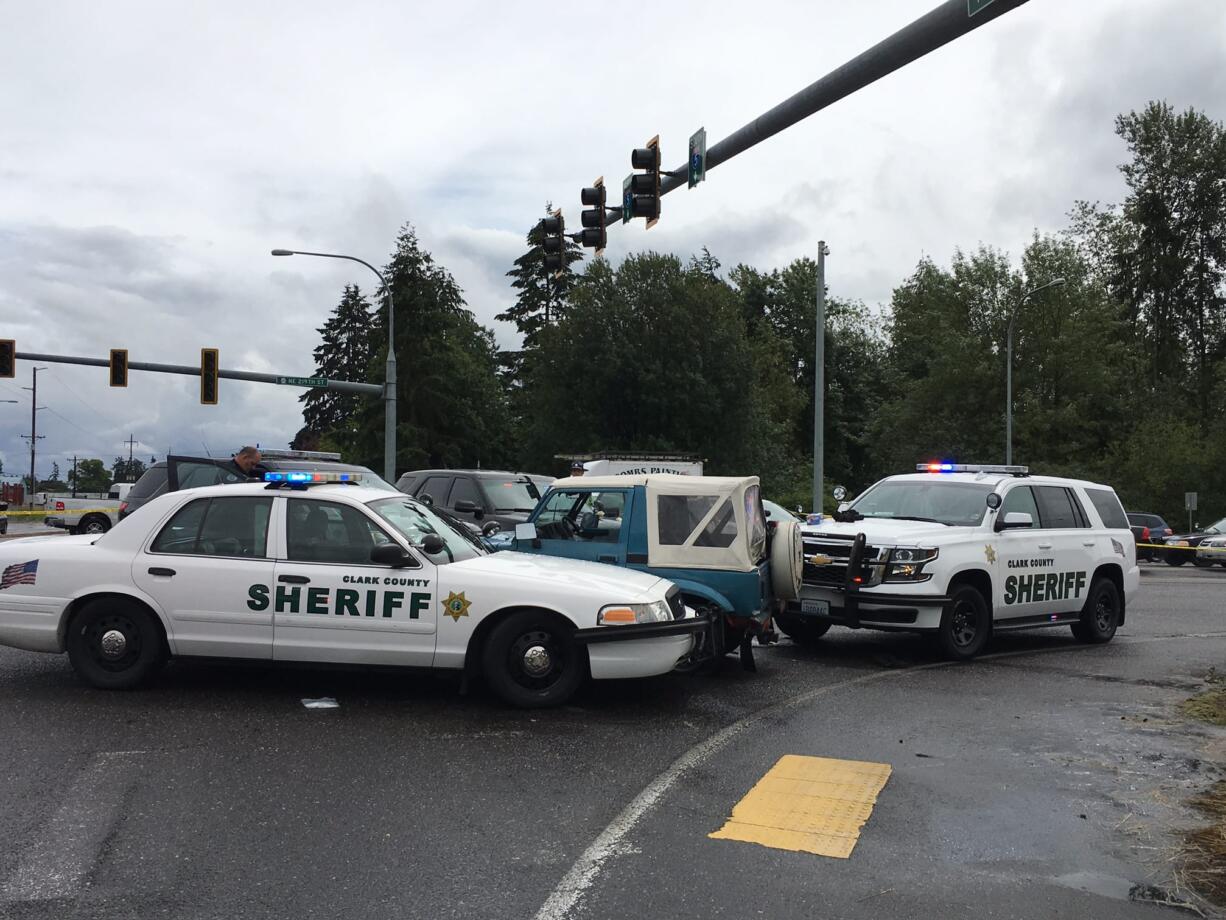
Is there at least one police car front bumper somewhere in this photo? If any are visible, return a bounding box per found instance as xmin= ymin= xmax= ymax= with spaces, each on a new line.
xmin=790 ymin=585 xmax=950 ymax=631
xmin=574 ymin=611 xmax=709 ymax=679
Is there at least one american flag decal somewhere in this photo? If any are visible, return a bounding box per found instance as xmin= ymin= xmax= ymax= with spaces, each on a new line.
xmin=0 ymin=560 xmax=38 ymax=590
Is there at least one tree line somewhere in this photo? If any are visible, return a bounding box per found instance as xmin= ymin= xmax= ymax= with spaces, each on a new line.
xmin=293 ymin=101 xmax=1226 ymax=527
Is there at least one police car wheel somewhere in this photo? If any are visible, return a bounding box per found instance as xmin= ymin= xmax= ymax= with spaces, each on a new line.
xmin=937 ymin=585 xmax=991 ymax=661
xmin=775 ymin=612 xmax=831 ymax=647
xmin=1071 ymin=578 xmax=1119 ymax=644
xmin=66 ymin=598 xmax=166 ymax=690
xmin=482 ymin=611 xmax=583 ymax=708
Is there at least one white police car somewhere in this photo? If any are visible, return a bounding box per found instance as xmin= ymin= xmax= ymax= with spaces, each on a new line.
xmin=777 ymin=464 xmax=1139 ymax=659
xmin=0 ymin=473 xmax=705 ymax=707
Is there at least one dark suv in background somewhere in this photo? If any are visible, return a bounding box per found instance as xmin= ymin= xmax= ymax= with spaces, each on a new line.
xmin=119 ymin=451 xmax=392 ymax=520
xmin=395 ymin=469 xmax=553 ymax=536
xmin=1126 ymin=511 xmax=1173 ymax=562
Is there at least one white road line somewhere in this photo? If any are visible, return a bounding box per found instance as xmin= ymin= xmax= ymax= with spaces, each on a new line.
xmin=532 ymin=633 xmax=1226 ymax=920
xmin=3 ymin=751 xmax=142 ymax=902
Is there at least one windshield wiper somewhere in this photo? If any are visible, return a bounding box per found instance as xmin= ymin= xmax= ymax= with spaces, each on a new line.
xmin=882 ymin=515 xmax=950 ymax=525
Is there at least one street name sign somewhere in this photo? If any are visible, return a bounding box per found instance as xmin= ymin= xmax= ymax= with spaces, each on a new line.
xmin=278 ymin=376 xmax=328 ymax=388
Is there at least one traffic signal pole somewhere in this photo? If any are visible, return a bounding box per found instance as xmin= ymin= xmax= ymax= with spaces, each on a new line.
xmin=587 ymin=0 xmax=1029 ymax=235
xmin=12 ymin=351 xmax=383 ymax=396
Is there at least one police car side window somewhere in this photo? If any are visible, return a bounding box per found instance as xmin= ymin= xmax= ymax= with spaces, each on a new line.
xmin=1034 ymin=486 xmax=1083 ymax=529
xmin=287 ymin=499 xmax=394 ymax=565
xmin=1085 ymin=489 xmax=1129 ymax=530
xmin=1000 ymin=487 xmax=1040 ymax=529
xmin=151 ymin=497 xmax=272 ymax=558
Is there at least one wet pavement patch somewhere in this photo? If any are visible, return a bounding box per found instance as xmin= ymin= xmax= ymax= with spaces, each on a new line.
xmin=709 ymin=754 xmax=891 ymax=859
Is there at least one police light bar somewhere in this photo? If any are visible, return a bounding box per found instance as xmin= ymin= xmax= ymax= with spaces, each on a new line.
xmin=917 ymin=463 xmax=1029 ymax=475
xmin=263 ymin=471 xmax=361 ymax=484
xmin=259 ymin=449 xmax=343 ymax=461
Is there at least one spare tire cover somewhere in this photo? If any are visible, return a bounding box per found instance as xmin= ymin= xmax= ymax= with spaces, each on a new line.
xmin=770 ymin=519 xmax=803 ymax=601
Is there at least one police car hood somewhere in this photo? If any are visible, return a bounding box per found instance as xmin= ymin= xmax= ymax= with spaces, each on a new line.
xmin=801 ymin=518 xmax=960 ymax=544
xmin=453 ymin=551 xmax=668 ymax=600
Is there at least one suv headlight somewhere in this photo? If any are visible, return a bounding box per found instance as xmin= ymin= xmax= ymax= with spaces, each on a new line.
xmin=884 ymin=547 xmax=939 ymax=582
xmin=598 ymin=600 xmax=672 ymax=625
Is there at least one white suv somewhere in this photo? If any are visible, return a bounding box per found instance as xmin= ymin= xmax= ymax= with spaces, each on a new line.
xmin=778 ymin=464 xmax=1139 ymax=659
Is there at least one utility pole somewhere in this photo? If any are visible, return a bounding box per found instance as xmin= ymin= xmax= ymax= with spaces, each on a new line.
xmin=123 ymin=433 xmax=137 ymax=481
xmin=70 ymin=455 xmax=79 ymax=498
xmin=21 ymin=366 xmax=47 ymax=508
xmin=812 ymin=242 xmax=829 ymax=514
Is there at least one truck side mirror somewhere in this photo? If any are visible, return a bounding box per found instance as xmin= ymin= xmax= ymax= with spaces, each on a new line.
xmin=515 ymin=523 xmax=538 ymax=541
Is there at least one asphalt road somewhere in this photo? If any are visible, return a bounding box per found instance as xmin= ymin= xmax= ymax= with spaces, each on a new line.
xmin=0 ymin=565 xmax=1223 ymax=920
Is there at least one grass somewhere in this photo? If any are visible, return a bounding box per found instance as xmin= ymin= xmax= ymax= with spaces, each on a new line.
xmin=1180 ymin=781 xmax=1226 ymax=907
xmin=1180 ymin=671 xmax=1226 ymax=727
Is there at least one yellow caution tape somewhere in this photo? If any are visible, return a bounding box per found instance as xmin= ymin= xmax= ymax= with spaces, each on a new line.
xmin=1137 ymin=542 xmax=1226 ymax=554
xmin=1 ymin=508 xmax=115 ymax=517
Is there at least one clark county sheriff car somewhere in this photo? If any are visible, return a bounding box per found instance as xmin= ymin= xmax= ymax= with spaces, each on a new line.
xmin=0 ymin=473 xmax=706 ymax=708
xmin=777 ymin=464 xmax=1139 ymax=659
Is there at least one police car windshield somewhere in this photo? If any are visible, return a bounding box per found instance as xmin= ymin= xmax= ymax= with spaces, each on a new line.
xmin=849 ymin=480 xmax=993 ymax=527
xmin=368 ymin=497 xmax=484 ymax=563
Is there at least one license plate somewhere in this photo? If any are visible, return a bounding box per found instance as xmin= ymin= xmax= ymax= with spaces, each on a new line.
xmin=800 ymin=599 xmax=830 ymax=616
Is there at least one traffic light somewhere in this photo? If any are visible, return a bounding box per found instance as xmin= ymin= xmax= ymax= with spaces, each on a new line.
xmin=628 ymin=135 xmax=661 ymax=228
xmin=109 ymin=349 xmax=128 ymax=387
xmin=0 ymin=340 xmax=13 ymax=379
xmin=580 ymin=177 xmax=607 ymax=254
xmin=541 ymin=209 xmax=565 ymax=278
xmin=200 ymin=348 xmax=219 ymax=405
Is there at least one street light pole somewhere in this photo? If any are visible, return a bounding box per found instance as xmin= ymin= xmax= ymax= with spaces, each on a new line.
xmin=813 ymin=242 xmax=830 ymax=513
xmin=272 ymin=249 xmax=397 ymax=483
xmin=1006 ymin=278 xmax=1066 ymax=465
xmin=21 ymin=367 xmax=47 ymax=508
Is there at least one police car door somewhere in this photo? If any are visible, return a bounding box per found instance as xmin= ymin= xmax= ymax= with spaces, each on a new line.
xmin=270 ymin=496 xmax=436 ymax=666
xmin=993 ymin=485 xmax=1049 ymax=621
xmin=1030 ymin=485 xmax=1095 ymax=614
xmin=132 ymin=494 xmax=277 ymax=658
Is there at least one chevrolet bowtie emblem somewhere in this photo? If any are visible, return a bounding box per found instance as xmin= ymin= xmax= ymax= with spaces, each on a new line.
xmin=807 ymin=554 xmax=833 ymax=566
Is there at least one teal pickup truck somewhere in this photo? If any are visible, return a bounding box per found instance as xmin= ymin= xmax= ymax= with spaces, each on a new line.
xmin=495 ymin=474 xmax=803 ymax=667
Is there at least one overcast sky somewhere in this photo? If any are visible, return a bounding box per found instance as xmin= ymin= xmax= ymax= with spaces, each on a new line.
xmin=2 ymin=0 xmax=1224 ymax=482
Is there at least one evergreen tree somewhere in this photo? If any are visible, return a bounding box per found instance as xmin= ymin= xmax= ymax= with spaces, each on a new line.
xmin=497 ymin=203 xmax=584 ymax=352
xmin=294 ymin=284 xmax=375 ymax=451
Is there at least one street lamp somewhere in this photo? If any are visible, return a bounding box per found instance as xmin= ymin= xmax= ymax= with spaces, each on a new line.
xmin=1006 ymin=278 xmax=1066 ymax=465
xmin=272 ymin=248 xmax=397 ymax=483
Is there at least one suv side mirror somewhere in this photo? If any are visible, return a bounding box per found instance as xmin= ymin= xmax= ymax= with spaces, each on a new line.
xmin=996 ymin=511 xmax=1034 ymax=531
xmin=370 ymin=543 xmax=415 ymax=567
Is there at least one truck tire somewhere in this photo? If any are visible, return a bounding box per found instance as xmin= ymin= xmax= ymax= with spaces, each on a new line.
xmin=937 ymin=584 xmax=991 ymax=661
xmin=770 ymin=520 xmax=803 ymax=601
xmin=1071 ymin=577 xmax=1120 ymax=644
xmin=75 ymin=514 xmax=111 ymax=535
xmin=775 ymin=611 xmax=831 ymax=647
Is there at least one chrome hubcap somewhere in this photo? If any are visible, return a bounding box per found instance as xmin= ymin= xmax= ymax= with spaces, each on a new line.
xmin=100 ymin=629 xmax=127 ymax=658
xmin=522 ymin=645 xmax=552 ymax=677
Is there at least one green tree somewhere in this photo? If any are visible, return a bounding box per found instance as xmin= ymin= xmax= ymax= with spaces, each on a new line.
xmin=112 ymin=456 xmax=147 ymax=483
xmin=350 ymin=224 xmax=510 ymax=473
xmin=70 ymin=459 xmax=110 ymax=493
xmin=497 ymin=204 xmax=584 ymax=352
xmin=38 ymin=462 xmax=65 ymax=491
xmin=293 ymin=284 xmax=374 ymax=450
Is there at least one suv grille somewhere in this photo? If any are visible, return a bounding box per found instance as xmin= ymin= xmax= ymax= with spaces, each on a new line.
xmin=802 ymin=535 xmax=888 ymax=586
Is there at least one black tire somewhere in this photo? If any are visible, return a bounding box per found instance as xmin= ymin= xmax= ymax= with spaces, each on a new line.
xmin=66 ymin=597 xmax=166 ymax=689
xmin=1164 ymin=550 xmax=1187 ymax=566
xmin=937 ymin=584 xmax=992 ymax=661
xmin=75 ymin=514 xmax=111 ymax=536
xmin=1071 ymin=577 xmax=1120 ymax=644
xmin=481 ymin=611 xmax=584 ymax=708
xmin=1193 ymin=555 xmax=1213 ymax=568
xmin=775 ymin=612 xmax=832 ymax=647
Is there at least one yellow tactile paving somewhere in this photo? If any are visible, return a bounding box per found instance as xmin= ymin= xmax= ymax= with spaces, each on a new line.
xmin=708 ymin=754 xmax=892 ymax=859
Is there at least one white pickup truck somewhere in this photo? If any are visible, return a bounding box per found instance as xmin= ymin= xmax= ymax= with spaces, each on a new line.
xmin=42 ymin=484 xmax=133 ymax=535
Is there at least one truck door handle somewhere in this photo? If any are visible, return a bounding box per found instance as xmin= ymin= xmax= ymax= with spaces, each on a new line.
xmin=278 ymin=575 xmax=310 ymax=584
xmin=1037 ymin=542 xmax=1053 ymax=550
xmin=147 ymin=567 xmax=176 ymax=577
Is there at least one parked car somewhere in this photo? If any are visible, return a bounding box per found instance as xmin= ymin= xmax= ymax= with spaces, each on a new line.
xmin=1195 ymin=534 xmax=1226 ymax=567
xmin=1126 ymin=512 xmax=1172 ymax=562
xmin=762 ymin=499 xmax=801 ymax=532
xmin=494 ymin=473 xmax=804 ymax=666
xmin=395 ymin=469 xmax=550 ymax=537
xmin=0 ymin=502 xmax=7 ymax=536
xmin=1163 ymin=516 xmax=1226 ymax=567
xmin=119 ymin=451 xmax=392 ymax=521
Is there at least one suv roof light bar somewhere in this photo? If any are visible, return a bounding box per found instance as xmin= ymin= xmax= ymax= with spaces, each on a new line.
xmin=917 ymin=463 xmax=1029 ymax=476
